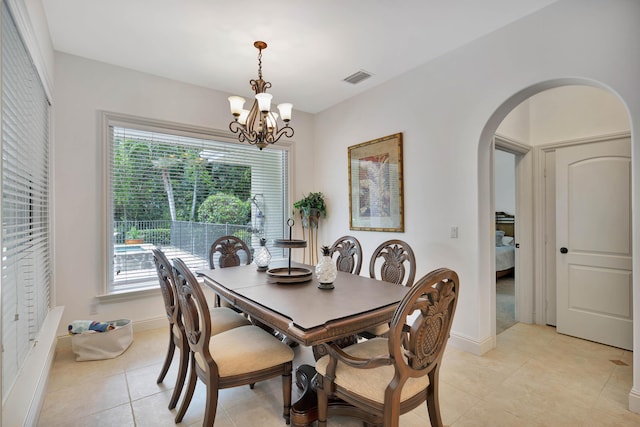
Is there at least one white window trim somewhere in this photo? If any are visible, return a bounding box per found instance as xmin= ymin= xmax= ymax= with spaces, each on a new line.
xmin=98 ymin=111 xmax=294 ymax=298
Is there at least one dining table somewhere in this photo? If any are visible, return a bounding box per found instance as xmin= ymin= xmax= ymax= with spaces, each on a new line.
xmin=197 ymin=260 xmax=409 ymax=427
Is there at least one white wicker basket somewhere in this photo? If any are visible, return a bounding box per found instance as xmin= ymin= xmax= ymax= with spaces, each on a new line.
xmin=71 ymin=319 xmax=133 ymax=361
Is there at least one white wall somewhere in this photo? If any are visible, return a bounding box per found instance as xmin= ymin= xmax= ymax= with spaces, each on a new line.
xmin=499 ymin=85 xmax=630 ymax=145
xmin=52 ymin=53 xmax=316 ymax=336
xmin=529 ymin=85 xmax=630 ymax=144
xmin=311 ymin=0 xmax=640 ymax=405
xmin=497 ymin=100 xmax=530 ymax=144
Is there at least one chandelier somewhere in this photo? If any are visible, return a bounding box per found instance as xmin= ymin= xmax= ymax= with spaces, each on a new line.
xmin=228 ymin=41 xmax=294 ymax=150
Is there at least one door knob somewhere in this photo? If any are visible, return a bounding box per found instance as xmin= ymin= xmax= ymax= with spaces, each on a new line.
xmin=560 ymin=247 xmax=568 ymax=254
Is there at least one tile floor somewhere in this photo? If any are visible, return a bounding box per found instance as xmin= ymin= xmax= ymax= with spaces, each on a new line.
xmin=38 ymin=322 xmax=640 ymax=426
xmin=496 ymin=275 xmax=516 ymax=335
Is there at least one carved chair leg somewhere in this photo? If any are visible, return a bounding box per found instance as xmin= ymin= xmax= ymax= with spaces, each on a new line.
xmin=202 ymin=379 xmax=218 ymax=427
xmin=426 ymin=367 xmax=443 ymax=427
xmin=175 ymin=354 xmax=197 ymax=423
xmin=316 ymin=375 xmax=328 ymax=427
xmin=168 ymin=344 xmax=188 ymax=409
xmin=157 ymin=328 xmax=175 ymax=383
xmin=282 ymin=364 xmax=292 ymax=424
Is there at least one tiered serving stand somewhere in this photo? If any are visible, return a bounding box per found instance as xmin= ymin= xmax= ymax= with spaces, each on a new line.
xmin=266 ymin=219 xmax=313 ymax=284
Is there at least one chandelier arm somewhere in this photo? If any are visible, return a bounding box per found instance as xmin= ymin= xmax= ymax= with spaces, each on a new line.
xmin=265 ymin=125 xmax=295 ymax=144
xmin=251 ymin=79 xmax=271 ymax=95
xmin=245 ymin=102 xmax=261 ymax=131
xmin=229 ymin=121 xmax=259 ymax=144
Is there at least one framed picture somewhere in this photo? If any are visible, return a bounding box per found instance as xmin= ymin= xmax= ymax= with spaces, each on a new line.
xmin=348 ymin=132 xmax=404 ymax=232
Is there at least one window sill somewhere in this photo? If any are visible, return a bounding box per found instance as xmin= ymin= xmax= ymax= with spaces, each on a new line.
xmin=96 ymin=286 xmax=160 ymax=303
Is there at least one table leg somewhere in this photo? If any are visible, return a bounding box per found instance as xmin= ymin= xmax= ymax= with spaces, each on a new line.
xmin=290 ymin=336 xmax=358 ymax=427
xmin=290 ymin=364 xmax=317 ymax=427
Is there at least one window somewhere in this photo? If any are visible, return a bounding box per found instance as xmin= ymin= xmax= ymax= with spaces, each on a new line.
xmin=1 ymin=1 xmax=51 ymax=399
xmin=104 ymin=114 xmax=289 ymax=294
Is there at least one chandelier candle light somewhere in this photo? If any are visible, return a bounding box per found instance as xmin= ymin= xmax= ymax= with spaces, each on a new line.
xmin=228 ymin=41 xmax=294 ymax=150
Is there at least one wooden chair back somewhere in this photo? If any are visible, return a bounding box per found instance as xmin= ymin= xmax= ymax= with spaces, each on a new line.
xmin=388 ymin=267 xmax=458 ymax=377
xmin=172 ymin=257 xmax=213 ymax=365
xmin=153 ymin=248 xmax=178 ymax=324
xmin=208 ymin=235 xmax=252 ymax=269
xmin=316 ymin=268 xmax=460 ymax=427
xmin=329 ymin=235 xmax=363 ymax=275
xmin=152 ymin=248 xmax=188 ymax=409
xmin=369 ymin=239 xmax=416 ymax=286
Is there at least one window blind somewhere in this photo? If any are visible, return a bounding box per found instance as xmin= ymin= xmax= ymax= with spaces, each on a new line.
xmin=107 ymin=123 xmax=289 ymax=293
xmin=1 ymin=0 xmax=51 ymax=400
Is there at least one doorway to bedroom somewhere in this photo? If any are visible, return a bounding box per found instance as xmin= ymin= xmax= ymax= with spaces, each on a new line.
xmin=490 ymin=84 xmax=632 ymax=348
xmin=494 ymin=148 xmax=518 ymax=334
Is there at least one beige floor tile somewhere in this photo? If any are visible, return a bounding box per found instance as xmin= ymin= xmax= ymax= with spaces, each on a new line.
xmin=132 ymin=387 xmax=208 ymax=427
xmin=451 ymin=398 xmax=545 ymax=427
xmin=437 ymin=380 xmax=480 ymax=424
xmin=38 ymin=373 xmax=129 ymax=424
xmin=46 ymin=348 xmax=128 ymax=392
xmin=38 ymin=324 xmax=640 ymax=427
xmin=439 ymin=353 xmax=511 ymax=399
xmin=126 ymin=358 xmax=180 ymax=401
xmin=69 ymin=403 xmax=135 ymax=427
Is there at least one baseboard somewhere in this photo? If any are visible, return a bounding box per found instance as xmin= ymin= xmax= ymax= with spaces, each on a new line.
xmin=448 ymin=331 xmax=495 ymax=355
xmin=629 ymin=388 xmax=640 ymax=414
xmin=131 ymin=316 xmax=167 ymax=333
xmin=2 ymin=306 xmax=64 ymax=427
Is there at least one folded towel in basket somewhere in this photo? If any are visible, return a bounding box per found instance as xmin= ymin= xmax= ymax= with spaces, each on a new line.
xmin=68 ymin=320 xmax=116 ymax=334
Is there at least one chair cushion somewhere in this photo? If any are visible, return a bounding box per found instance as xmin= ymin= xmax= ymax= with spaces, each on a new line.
xmin=195 ymin=325 xmax=294 ymax=377
xmin=172 ymin=307 xmax=249 ymax=340
xmin=315 ymin=337 xmax=430 ymax=404
xmin=363 ymin=323 xmax=389 ymax=337
xmin=210 ymin=307 xmax=251 ymax=335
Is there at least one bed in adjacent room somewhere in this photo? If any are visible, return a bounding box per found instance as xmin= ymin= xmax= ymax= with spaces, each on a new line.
xmin=495 ymin=211 xmax=515 ymax=278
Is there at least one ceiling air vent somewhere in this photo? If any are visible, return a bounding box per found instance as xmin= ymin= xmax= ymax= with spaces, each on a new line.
xmin=343 ymin=70 xmax=372 ymax=85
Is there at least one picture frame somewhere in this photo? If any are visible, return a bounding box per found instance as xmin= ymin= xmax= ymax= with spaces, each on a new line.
xmin=348 ymin=132 xmax=404 ymax=232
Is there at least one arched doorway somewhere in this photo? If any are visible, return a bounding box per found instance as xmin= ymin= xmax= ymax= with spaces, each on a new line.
xmin=479 ymin=79 xmax=634 ymax=404
xmin=493 ymin=83 xmax=632 ymax=343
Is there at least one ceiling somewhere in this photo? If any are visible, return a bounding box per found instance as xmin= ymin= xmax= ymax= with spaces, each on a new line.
xmin=41 ymin=0 xmax=559 ymax=114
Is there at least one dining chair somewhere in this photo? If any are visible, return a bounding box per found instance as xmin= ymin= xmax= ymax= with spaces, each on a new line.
xmin=369 ymin=239 xmax=416 ymax=287
xmin=208 ymin=235 xmax=252 ymax=308
xmin=172 ymin=257 xmax=294 ymax=426
xmin=152 ymin=249 xmax=251 ymax=410
xmin=362 ymin=239 xmax=417 ymax=338
xmin=208 ymin=234 xmax=288 ymax=342
xmin=315 ymin=267 xmax=460 ymax=427
xmin=329 ymin=235 xmax=363 ymax=275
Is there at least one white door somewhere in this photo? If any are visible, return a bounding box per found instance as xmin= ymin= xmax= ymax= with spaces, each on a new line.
xmin=556 ymin=137 xmax=632 ymax=350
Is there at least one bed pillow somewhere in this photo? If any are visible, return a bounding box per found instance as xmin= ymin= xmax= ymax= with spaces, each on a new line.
xmin=495 ymin=230 xmax=505 ymax=246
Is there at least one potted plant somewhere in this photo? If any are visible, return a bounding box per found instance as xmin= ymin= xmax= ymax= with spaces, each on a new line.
xmin=293 ymin=192 xmax=327 ymax=229
xmin=125 ymin=226 xmax=143 ymax=244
